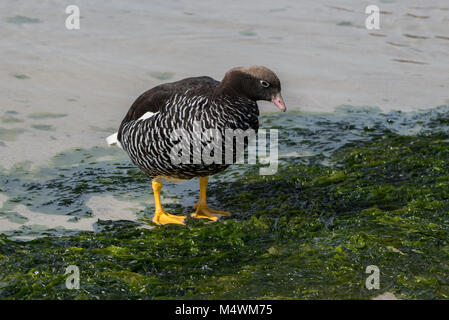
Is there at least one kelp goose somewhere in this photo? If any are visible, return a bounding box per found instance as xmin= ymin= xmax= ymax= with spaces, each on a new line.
xmin=107 ymin=66 xmax=286 ymax=225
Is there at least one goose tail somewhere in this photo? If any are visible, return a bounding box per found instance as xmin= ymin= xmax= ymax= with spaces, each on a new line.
xmin=106 ymin=132 xmax=123 ymax=149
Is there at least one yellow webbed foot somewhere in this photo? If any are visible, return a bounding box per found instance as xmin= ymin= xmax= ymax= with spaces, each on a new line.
xmin=191 ymin=203 xmax=232 ymax=221
xmin=153 ymin=210 xmax=186 ymax=225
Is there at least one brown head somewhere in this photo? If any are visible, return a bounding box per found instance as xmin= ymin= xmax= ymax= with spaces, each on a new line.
xmin=220 ymin=66 xmax=286 ymax=112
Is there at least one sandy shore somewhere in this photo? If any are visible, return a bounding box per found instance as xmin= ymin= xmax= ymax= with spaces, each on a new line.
xmin=1 ymin=0 xmax=448 ymax=169
xmin=0 ymin=0 xmax=448 ymax=238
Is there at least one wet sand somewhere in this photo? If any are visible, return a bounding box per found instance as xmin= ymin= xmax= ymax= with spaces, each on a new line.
xmin=0 ymin=0 xmax=448 ymax=238
xmin=1 ymin=0 xmax=449 ymax=168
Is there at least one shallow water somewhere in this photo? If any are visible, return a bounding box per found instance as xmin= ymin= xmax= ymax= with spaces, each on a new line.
xmin=1 ymin=105 xmax=448 ymax=240
xmin=1 ymin=0 xmax=449 ymax=165
xmin=1 ymin=0 xmax=449 ymax=239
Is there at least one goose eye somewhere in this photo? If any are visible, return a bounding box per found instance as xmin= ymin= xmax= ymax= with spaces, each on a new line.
xmin=260 ymin=80 xmax=270 ymax=88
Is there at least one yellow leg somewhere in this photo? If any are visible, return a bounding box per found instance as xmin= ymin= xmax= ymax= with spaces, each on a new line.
xmin=152 ymin=180 xmax=186 ymax=225
xmin=191 ymin=176 xmax=231 ymax=221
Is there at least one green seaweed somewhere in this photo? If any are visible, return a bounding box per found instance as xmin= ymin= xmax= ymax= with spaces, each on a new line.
xmin=149 ymin=72 xmax=175 ymax=81
xmin=0 ymin=106 xmax=449 ymax=299
xmin=12 ymin=74 xmax=29 ymax=80
xmin=6 ymin=16 xmax=41 ymax=24
xmin=239 ymin=30 xmax=257 ymax=37
xmin=28 ymin=113 xmax=67 ymax=120
xmin=337 ymin=21 xmax=353 ymax=27
xmin=0 ymin=127 xmax=25 ymax=142
xmin=0 ymin=115 xmax=23 ymax=123
xmin=31 ymin=124 xmax=54 ymax=131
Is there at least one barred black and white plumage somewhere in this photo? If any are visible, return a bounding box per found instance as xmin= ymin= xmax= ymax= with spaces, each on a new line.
xmin=107 ymin=66 xmax=286 ymax=225
xmin=119 ymin=91 xmax=258 ymax=180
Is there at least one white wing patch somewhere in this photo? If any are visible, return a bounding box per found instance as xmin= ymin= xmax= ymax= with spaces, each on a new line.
xmin=106 ymin=111 xmax=158 ymax=149
xmin=106 ymin=132 xmax=123 ymax=149
xmin=138 ymin=111 xmax=158 ymax=121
